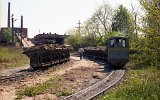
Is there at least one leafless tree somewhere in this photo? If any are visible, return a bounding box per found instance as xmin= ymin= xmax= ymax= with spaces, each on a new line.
xmin=95 ymin=3 xmax=113 ymax=34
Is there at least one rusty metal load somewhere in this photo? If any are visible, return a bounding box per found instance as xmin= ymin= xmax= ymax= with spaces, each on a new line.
xmin=23 ymin=44 xmax=70 ymax=68
xmin=84 ymin=46 xmax=107 ymax=60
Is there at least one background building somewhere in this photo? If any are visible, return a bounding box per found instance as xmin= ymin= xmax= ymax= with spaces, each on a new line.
xmin=0 ymin=2 xmax=28 ymax=45
xmin=32 ymin=33 xmax=68 ymax=45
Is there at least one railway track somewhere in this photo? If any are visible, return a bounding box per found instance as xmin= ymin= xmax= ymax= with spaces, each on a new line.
xmin=0 ymin=69 xmax=42 ymax=85
xmin=63 ymin=69 xmax=125 ymax=100
xmin=0 ymin=61 xmax=71 ymax=86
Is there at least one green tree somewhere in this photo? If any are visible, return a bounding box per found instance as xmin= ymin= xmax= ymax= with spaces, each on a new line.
xmin=139 ymin=0 xmax=160 ymax=67
xmin=3 ymin=28 xmax=12 ymax=45
xmin=65 ymin=29 xmax=83 ymax=50
xmin=112 ymin=5 xmax=134 ymax=36
xmin=95 ymin=3 xmax=113 ymax=34
xmin=140 ymin=0 xmax=160 ymax=50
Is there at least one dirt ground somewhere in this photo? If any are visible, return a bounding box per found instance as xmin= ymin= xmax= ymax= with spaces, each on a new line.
xmin=0 ymin=56 xmax=110 ymax=100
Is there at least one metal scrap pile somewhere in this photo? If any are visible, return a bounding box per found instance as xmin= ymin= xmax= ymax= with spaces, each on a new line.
xmin=84 ymin=46 xmax=107 ymax=59
xmin=24 ymin=44 xmax=67 ymax=51
xmin=23 ymin=44 xmax=70 ymax=58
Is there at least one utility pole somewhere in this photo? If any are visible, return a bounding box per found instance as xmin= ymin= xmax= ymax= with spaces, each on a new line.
xmin=11 ymin=14 xmax=17 ymax=47
xmin=75 ymin=20 xmax=82 ymax=35
xmin=20 ymin=15 xmax=23 ymax=45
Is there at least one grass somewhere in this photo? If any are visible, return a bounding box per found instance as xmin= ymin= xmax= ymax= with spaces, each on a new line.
xmin=15 ymin=76 xmax=64 ymax=99
xmin=15 ymin=83 xmax=55 ymax=100
xmin=0 ymin=47 xmax=28 ymax=68
xmin=56 ymin=89 xmax=75 ymax=96
xmin=24 ymin=83 xmax=54 ymax=96
xmin=100 ymin=54 xmax=160 ymax=100
xmin=15 ymin=75 xmax=77 ymax=99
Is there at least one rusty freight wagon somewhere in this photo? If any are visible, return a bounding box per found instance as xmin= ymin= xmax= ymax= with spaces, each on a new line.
xmin=23 ymin=44 xmax=70 ymax=68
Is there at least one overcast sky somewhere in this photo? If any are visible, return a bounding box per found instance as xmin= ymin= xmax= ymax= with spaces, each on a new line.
xmin=0 ymin=0 xmax=140 ymax=38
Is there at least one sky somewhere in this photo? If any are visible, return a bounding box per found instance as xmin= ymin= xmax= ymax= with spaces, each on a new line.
xmin=0 ymin=0 xmax=140 ymax=38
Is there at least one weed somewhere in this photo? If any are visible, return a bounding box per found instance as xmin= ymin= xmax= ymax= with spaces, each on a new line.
xmin=56 ymin=89 xmax=75 ymax=96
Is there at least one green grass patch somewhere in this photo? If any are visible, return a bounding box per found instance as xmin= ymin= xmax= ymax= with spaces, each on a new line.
xmin=23 ymin=83 xmax=54 ymax=97
xmin=100 ymin=67 xmax=160 ymax=100
xmin=16 ymin=76 xmax=64 ymax=99
xmin=56 ymin=89 xmax=75 ymax=96
xmin=15 ymin=82 xmax=55 ymax=100
xmin=0 ymin=47 xmax=28 ymax=68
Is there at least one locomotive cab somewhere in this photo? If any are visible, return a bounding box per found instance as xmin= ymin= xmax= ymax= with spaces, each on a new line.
xmin=107 ymin=37 xmax=129 ymax=68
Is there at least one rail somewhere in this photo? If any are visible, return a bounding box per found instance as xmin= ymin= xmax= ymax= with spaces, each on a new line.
xmin=63 ymin=69 xmax=125 ymax=100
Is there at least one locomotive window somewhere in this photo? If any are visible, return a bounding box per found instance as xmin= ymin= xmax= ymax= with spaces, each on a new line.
xmin=110 ymin=39 xmax=114 ymax=47
xmin=122 ymin=39 xmax=126 ymax=47
xmin=112 ymin=38 xmax=122 ymax=47
xmin=109 ymin=38 xmax=127 ymax=47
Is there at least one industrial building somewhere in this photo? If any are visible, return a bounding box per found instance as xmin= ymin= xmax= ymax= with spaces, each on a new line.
xmin=0 ymin=2 xmax=28 ymax=45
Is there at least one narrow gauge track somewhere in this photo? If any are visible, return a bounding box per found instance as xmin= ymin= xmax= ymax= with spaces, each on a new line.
xmin=0 ymin=59 xmax=71 ymax=85
xmin=0 ymin=69 xmax=42 ymax=85
xmin=63 ymin=69 xmax=125 ymax=100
